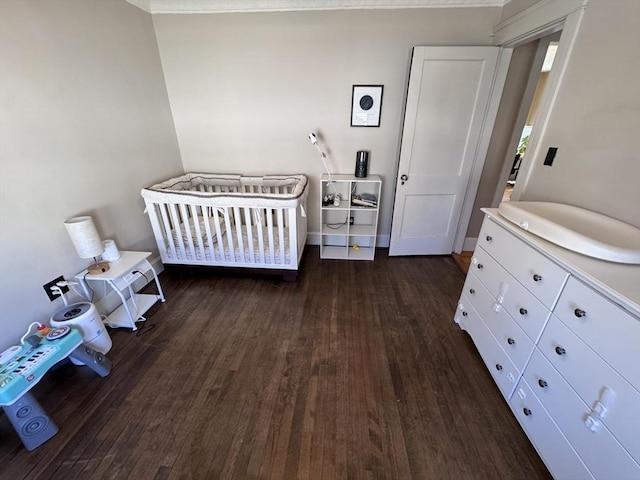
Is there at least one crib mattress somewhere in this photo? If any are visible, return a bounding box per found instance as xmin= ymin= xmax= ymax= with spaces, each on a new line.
xmin=164 ymin=226 xmax=291 ymax=265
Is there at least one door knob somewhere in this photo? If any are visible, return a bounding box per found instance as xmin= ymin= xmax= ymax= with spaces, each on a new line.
xmin=400 ymin=174 xmax=408 ymax=185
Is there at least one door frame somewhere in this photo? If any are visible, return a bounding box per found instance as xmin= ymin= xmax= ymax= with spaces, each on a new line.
xmin=489 ymin=32 xmax=561 ymax=209
xmin=492 ymin=0 xmax=587 ymax=203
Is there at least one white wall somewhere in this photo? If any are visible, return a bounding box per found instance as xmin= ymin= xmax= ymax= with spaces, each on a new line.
xmin=517 ymin=0 xmax=640 ymax=227
xmin=152 ymin=8 xmax=501 ymax=244
xmin=0 ymin=0 xmax=183 ymax=351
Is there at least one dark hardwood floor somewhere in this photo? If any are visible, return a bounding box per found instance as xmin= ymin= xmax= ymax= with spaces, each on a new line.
xmin=0 ymin=247 xmax=551 ymax=480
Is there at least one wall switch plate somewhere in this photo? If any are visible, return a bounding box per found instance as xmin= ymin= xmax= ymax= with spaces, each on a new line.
xmin=544 ymin=147 xmax=558 ymax=166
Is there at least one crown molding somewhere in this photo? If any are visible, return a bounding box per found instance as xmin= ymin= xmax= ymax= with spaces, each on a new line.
xmin=126 ymin=0 xmax=507 ymax=14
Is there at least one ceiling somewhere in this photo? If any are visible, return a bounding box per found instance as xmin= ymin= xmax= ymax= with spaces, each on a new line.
xmin=126 ymin=0 xmax=508 ymax=14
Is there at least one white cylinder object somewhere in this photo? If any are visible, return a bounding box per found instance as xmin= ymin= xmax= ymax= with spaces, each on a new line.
xmin=64 ymin=216 xmax=104 ymax=259
xmin=101 ymin=239 xmax=120 ymax=261
xmin=50 ymin=302 xmax=112 ymax=354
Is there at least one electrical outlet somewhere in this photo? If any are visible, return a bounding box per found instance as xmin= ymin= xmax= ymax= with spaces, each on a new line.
xmin=122 ymin=271 xmax=137 ymax=283
xmin=43 ymin=275 xmax=69 ymax=301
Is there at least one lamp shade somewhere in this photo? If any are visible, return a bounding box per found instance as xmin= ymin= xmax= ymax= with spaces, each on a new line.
xmin=64 ymin=216 xmax=104 ymax=259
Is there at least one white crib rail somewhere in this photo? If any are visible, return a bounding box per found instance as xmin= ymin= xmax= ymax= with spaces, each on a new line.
xmin=144 ymin=201 xmax=299 ymax=268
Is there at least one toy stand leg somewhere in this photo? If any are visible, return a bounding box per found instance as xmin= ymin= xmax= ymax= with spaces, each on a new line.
xmin=3 ymin=392 xmax=59 ymax=451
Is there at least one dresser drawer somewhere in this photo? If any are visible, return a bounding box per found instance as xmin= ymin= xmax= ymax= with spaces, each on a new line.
xmin=462 ymin=273 xmax=534 ymax=373
xmin=510 ymin=378 xmax=594 ymax=480
xmin=554 ymin=276 xmax=640 ymax=389
xmin=478 ymin=218 xmax=569 ymax=307
xmin=456 ymin=296 xmax=520 ymax=399
xmin=470 ymin=246 xmax=551 ymax=342
xmin=538 ymin=317 xmax=640 ymax=464
xmin=523 ymin=349 xmax=639 ymax=479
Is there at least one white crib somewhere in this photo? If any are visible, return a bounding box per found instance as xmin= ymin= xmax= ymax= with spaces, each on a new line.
xmin=141 ymin=173 xmax=308 ymax=280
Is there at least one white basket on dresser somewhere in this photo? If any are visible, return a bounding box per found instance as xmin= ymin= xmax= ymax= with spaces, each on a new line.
xmin=454 ymin=203 xmax=640 ymax=480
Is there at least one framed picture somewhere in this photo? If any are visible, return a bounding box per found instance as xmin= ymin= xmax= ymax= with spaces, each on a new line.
xmin=351 ymin=85 xmax=383 ymax=127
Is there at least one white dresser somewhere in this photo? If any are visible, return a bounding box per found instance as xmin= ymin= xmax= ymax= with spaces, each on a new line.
xmin=454 ymin=208 xmax=640 ymax=480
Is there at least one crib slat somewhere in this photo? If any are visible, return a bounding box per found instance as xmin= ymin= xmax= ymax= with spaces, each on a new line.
xmin=159 ymin=203 xmax=178 ymax=260
xmin=189 ymin=204 xmax=206 ymax=261
xmin=179 ymin=204 xmax=196 ymax=260
xmin=210 ymin=210 xmax=223 ymax=261
xmin=222 ymin=208 xmax=235 ymax=263
xmin=276 ymin=208 xmax=285 ymax=265
xmin=168 ymin=203 xmax=187 ymax=260
xmin=144 ymin=202 xmax=166 ymax=257
xmin=289 ymin=207 xmax=298 ymax=268
xmin=266 ymin=209 xmax=275 ymax=265
xmin=232 ymin=207 xmax=245 ymax=263
xmin=243 ymin=208 xmax=255 ymax=264
xmin=256 ymin=214 xmax=266 ymax=264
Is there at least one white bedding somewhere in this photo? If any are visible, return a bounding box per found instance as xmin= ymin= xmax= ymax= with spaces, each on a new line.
xmin=172 ymin=215 xmax=226 ymax=247
xmin=166 ymin=226 xmax=291 ymax=265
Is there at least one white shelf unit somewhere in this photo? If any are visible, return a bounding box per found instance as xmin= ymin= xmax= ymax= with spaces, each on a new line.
xmin=320 ymin=174 xmax=381 ymax=261
xmin=76 ymin=251 xmax=165 ymax=330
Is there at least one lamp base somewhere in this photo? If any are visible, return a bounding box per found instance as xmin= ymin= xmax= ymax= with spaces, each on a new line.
xmin=87 ymin=261 xmax=110 ymax=275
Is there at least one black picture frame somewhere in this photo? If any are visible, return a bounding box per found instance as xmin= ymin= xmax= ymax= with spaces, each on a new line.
xmin=351 ymin=85 xmax=383 ymax=127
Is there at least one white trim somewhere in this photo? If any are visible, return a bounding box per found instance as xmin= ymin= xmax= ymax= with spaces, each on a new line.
xmin=493 ymin=0 xmax=588 ymax=47
xmin=453 ymin=47 xmax=513 ymax=253
xmin=127 ymin=0 xmax=507 ymax=14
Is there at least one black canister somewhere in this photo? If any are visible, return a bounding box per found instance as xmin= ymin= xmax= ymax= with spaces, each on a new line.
xmin=355 ymin=151 xmax=369 ymax=178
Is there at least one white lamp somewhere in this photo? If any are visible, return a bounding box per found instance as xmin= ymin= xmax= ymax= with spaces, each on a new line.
xmin=309 ymin=132 xmax=338 ymax=200
xmin=64 ymin=216 xmax=110 ymax=274
xmin=309 ymin=132 xmax=334 ymax=183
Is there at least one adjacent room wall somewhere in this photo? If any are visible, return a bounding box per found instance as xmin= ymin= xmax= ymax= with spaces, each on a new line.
xmin=515 ymin=0 xmax=640 ymax=227
xmin=0 ymin=0 xmax=183 ymax=351
xmin=152 ymin=8 xmax=502 ymax=244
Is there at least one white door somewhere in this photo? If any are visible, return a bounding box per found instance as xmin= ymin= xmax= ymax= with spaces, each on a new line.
xmin=389 ymin=46 xmax=511 ymax=256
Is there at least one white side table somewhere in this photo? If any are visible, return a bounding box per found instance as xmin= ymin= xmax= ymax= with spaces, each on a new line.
xmin=75 ymin=251 xmax=165 ymax=330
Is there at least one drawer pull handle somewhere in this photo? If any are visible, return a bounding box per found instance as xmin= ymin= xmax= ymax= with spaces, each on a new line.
xmin=485 ymin=235 xmax=493 ymax=242
xmin=523 ymin=408 xmax=532 ymax=416
xmin=555 ymin=346 xmax=566 ymax=356
xmin=507 ymin=337 xmax=515 ymax=345
xmin=477 ymin=263 xmax=484 ymax=270
xmin=495 ymin=364 xmax=503 ymax=371
xmin=538 ymin=379 xmax=548 ymax=388
xmin=519 ymin=307 xmax=528 ymax=316
xmin=533 ymin=274 xmax=543 ymax=282
xmin=574 ymin=308 xmax=586 ymax=318
xmin=469 ymin=288 xmax=475 ymax=295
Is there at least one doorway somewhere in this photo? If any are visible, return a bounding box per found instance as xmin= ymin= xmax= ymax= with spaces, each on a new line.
xmin=503 ymin=40 xmax=559 ymax=202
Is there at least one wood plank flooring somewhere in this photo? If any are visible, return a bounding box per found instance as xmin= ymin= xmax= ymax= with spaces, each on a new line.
xmin=0 ymin=247 xmax=551 ymax=480
xmin=451 ymin=251 xmax=473 ymax=274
